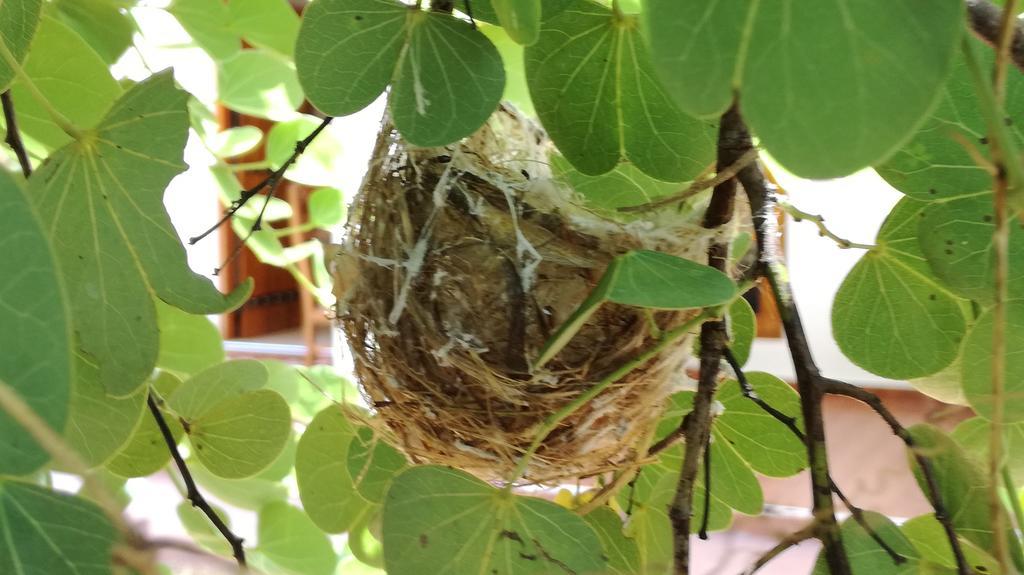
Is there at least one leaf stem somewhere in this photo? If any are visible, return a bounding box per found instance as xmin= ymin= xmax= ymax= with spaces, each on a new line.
xmin=0 ymin=41 xmax=81 ymax=140
xmin=147 ymin=393 xmax=247 ymax=567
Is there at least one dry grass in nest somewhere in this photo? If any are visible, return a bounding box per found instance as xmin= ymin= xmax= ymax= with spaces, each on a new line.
xmin=334 ymin=105 xmax=734 ymax=483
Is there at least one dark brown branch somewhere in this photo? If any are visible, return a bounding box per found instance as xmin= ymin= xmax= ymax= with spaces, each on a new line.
xmin=819 ymin=379 xmax=971 ymax=574
xmin=668 ymin=104 xmax=744 ymax=575
xmin=698 ymin=439 xmax=712 ymax=540
xmin=189 ymin=116 xmax=333 ymax=247
xmin=1 ymin=91 xmax=32 ymax=177
xmin=967 ymin=0 xmax=1024 ymax=73
xmin=725 ymin=347 xmax=904 ymax=565
xmin=147 ymin=393 xmax=246 ymax=566
xmin=741 ymin=521 xmax=817 ymax=575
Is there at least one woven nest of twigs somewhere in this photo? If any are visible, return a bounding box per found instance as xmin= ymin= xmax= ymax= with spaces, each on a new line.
xmin=334 ymin=105 xmax=732 ymax=483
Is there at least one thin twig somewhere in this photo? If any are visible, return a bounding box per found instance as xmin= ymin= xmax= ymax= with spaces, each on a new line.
xmin=189 ymin=117 xmax=333 ymax=247
xmin=967 ymin=0 xmax=1024 ymax=73
xmin=147 ymin=393 xmax=246 ymax=567
xmin=740 ymin=521 xmax=817 ymax=575
xmin=1 ymin=91 xmax=32 ymax=177
xmin=778 ymin=201 xmax=874 ymax=250
xmin=724 ymin=348 xmax=905 ymax=565
xmin=819 ymin=379 xmax=970 ymax=574
xmin=618 ymin=148 xmax=760 ymax=214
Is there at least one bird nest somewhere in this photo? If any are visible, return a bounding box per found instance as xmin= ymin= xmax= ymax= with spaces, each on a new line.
xmin=334 ymin=105 xmax=732 ymax=483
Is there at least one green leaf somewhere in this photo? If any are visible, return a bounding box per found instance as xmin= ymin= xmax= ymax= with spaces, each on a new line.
xmin=190 ymin=459 xmax=289 ymax=510
xmin=525 ymin=0 xmax=715 ymax=181
xmin=169 ymin=0 xmax=240 ymax=61
xmin=382 ymin=465 xmax=607 ymax=575
xmin=715 ymin=373 xmax=807 ymax=477
xmin=106 ymin=372 xmax=184 ymax=478
xmin=917 ymin=194 xmax=1024 ymax=303
xmin=156 ymin=300 xmax=225 ymax=378
xmin=309 ymin=187 xmax=346 ymax=229
xmin=349 ymin=520 xmax=385 ymax=569
xmin=31 ymin=72 xmax=253 ymax=396
xmin=583 ymin=507 xmax=640 ymax=575
xmin=961 ymin=301 xmax=1024 ymax=423
xmin=52 ymin=0 xmax=133 ymax=65
xmin=265 ymin=115 xmax=345 ymax=186
xmin=257 ymin=502 xmax=339 ymax=575
xmin=833 ymin=198 xmax=968 ymax=379
xmin=908 ymin=357 xmax=967 ymax=406
xmin=0 ymin=0 xmax=42 ymax=91
xmin=726 ymin=295 xmax=756 ymax=366
xmin=878 ymin=38 xmax=1024 ymax=201
xmin=706 ymin=428 xmax=763 ymax=514
xmin=551 ymin=153 xmax=682 ymax=212
xmin=606 ymin=250 xmax=737 ymax=309
xmin=296 ymin=0 xmax=505 ymax=146
xmin=255 ymin=430 xmax=297 ymax=481
xmin=0 ymin=169 xmax=71 ymax=475
xmin=219 ymin=49 xmax=303 ymax=120
xmin=901 ymin=513 xmax=1001 ymax=574
xmin=644 ymin=0 xmax=963 ymax=179
xmin=206 ymin=125 xmax=263 ymax=159
xmin=166 ymin=358 xmax=270 ymax=422
xmin=64 ymin=353 xmax=146 ymax=468
xmin=186 ymin=389 xmax=292 ymax=479
xmin=347 ymin=427 xmax=408 ymax=504
xmin=811 ymin=511 xmax=919 ymax=574
xmin=907 ymin=424 xmax=994 ymax=552
xmin=210 ymin=164 xmax=293 ymax=222
xmin=296 ymin=407 xmax=376 ymax=533
xmin=11 ymin=14 xmax=120 ymax=153
xmin=489 ymin=0 xmax=540 ymax=45
xmin=177 ymin=500 xmax=234 ymax=557
xmin=952 ymin=416 xmax=1024 ymax=481
xmin=0 ymin=481 xmax=117 ymax=575
xmin=228 ymin=0 xmax=300 ymax=58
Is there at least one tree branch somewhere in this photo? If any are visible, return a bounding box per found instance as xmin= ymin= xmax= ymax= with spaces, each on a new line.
xmin=818 ymin=379 xmax=971 ymax=574
xmin=741 ymin=521 xmax=817 ymax=575
xmin=147 ymin=393 xmax=246 ymax=567
xmin=668 ymin=103 xmax=744 ymax=575
xmin=189 ymin=116 xmax=333 ymax=249
xmin=724 ymin=115 xmax=850 ymax=575
xmin=1 ymin=90 xmax=32 ymax=177
xmin=966 ymin=0 xmax=1024 ymax=73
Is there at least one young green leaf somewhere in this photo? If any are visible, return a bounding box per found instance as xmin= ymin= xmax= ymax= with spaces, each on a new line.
xmin=917 ymin=194 xmax=1024 ymax=303
xmin=382 ymin=465 xmax=608 ymax=574
xmin=479 ymin=22 xmax=535 ymax=117
xmin=106 ymin=371 xmax=184 ymax=478
xmin=644 ymin=0 xmax=963 ymax=179
xmin=951 ymin=416 xmax=1024 ymax=480
xmin=726 ymin=296 xmax=756 ymax=366
xmin=0 ymin=169 xmax=71 ymax=475
xmin=257 ymin=501 xmax=339 ymax=575
xmin=218 ymin=49 xmax=303 ymax=120
xmin=296 ymin=0 xmax=505 ymax=146
xmin=51 ymin=0 xmax=133 ymax=65
xmin=206 ymin=125 xmax=263 ymax=159
xmin=265 ymin=115 xmax=345 ymax=186
xmin=185 ymin=389 xmax=292 ymax=479
xmin=525 ymin=0 xmax=715 ymax=181
xmin=961 ymin=301 xmax=1024 ymax=423
xmin=900 ymin=513 xmax=1000 ymax=574
xmin=0 ymin=0 xmax=42 ymax=91
xmin=811 ymin=511 xmax=919 ymax=574
xmin=489 ymin=0 xmax=540 ymax=46
xmin=833 ymin=199 xmax=968 ymax=379
xmin=63 ymin=353 xmax=146 ymax=469
xmin=228 ymin=0 xmax=301 ymax=58
xmin=167 ymin=359 xmax=270 ymax=417
xmin=0 ymin=481 xmax=117 ymax=575
xmin=583 ymin=507 xmax=640 ymax=575
xmin=308 ymin=187 xmax=346 ymax=229
xmin=31 ymin=72 xmax=252 ymax=396
xmin=296 ymin=406 xmax=376 ymax=533
xmin=168 ymin=0 xmax=241 ymax=61
xmin=11 ymin=13 xmax=120 ymax=153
